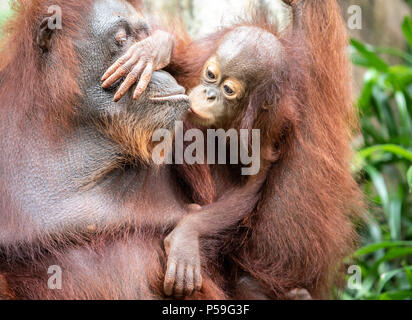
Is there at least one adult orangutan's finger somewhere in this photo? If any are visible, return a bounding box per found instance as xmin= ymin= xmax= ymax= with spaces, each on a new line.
xmin=102 ymin=55 xmax=138 ymax=89
xmin=101 ymin=51 xmax=133 ymax=82
xmin=173 ymin=263 xmax=185 ymax=297
xmin=133 ymin=62 xmax=153 ymax=99
xmin=164 ymin=260 xmax=177 ymax=296
xmin=113 ymin=61 xmax=145 ymax=102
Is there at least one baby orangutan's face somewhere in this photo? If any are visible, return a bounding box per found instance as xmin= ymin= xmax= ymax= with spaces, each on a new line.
xmin=187 ymin=26 xmax=283 ymax=129
xmin=187 ymin=55 xmax=246 ymax=128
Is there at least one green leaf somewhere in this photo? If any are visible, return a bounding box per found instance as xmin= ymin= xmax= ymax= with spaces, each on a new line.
xmin=350 ymin=39 xmax=389 ymax=72
xmin=389 ymin=65 xmax=412 ymax=85
xmin=355 ymin=241 xmax=412 ymax=257
xmin=377 ymin=267 xmax=412 ymax=293
xmin=407 ymin=166 xmax=412 ymax=192
xmin=395 ymin=91 xmax=412 ymax=137
xmin=358 ymin=145 xmax=412 ymax=162
xmin=364 ymin=165 xmax=389 ymax=209
xmin=379 ymin=290 xmax=412 ymax=300
xmin=358 ymin=71 xmax=377 ymax=110
xmin=375 ymin=247 xmax=412 ymax=265
xmin=405 ymin=266 xmax=412 ymax=287
xmin=374 ymin=46 xmax=412 ymax=65
xmin=387 ymin=197 xmax=402 ymax=241
xmin=402 ymin=17 xmax=412 ymax=50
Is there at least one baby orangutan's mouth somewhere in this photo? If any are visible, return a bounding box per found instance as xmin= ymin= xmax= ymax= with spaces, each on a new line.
xmin=188 ymin=106 xmax=209 ymax=119
xmin=188 ymin=106 xmax=201 ymax=117
xmin=186 ymin=107 xmax=214 ymax=128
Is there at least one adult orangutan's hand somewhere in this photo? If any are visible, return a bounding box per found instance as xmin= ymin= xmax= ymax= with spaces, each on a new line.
xmin=102 ymin=30 xmax=175 ymax=102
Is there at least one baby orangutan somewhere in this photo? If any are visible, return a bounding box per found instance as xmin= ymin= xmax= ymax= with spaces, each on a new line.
xmin=102 ymin=24 xmax=304 ymax=299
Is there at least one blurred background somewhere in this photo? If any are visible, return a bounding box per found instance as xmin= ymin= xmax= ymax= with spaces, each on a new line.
xmin=0 ymin=0 xmax=412 ymax=300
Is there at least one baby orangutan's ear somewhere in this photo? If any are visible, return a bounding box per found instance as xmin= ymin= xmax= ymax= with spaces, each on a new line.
xmin=37 ymin=18 xmax=56 ymax=53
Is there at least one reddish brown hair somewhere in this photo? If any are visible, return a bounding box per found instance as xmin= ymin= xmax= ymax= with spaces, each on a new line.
xmin=0 ymin=0 xmax=98 ymax=133
xmin=170 ymin=1 xmax=364 ymax=298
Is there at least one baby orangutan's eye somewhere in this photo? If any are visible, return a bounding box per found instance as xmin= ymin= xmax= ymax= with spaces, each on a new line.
xmin=206 ymin=68 xmax=216 ymax=81
xmin=204 ymin=59 xmax=220 ymax=83
xmin=223 ymin=85 xmax=234 ymax=96
xmin=222 ymin=79 xmax=244 ymax=100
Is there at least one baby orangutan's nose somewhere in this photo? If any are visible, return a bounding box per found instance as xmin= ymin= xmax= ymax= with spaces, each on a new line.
xmin=205 ymin=88 xmax=217 ymax=102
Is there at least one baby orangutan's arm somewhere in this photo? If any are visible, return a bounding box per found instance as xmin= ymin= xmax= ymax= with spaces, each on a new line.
xmin=163 ymin=161 xmax=272 ymax=297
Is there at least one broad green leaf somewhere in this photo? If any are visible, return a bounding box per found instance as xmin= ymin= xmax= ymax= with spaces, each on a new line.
xmin=379 ymin=290 xmax=412 ymax=300
xmin=358 ymin=145 xmax=412 ymax=162
xmin=350 ymin=39 xmax=389 ymax=72
xmin=352 ymin=54 xmax=374 ymax=69
xmin=374 ymin=46 xmax=412 ymax=65
xmin=395 ymin=91 xmax=412 ymax=137
xmin=388 ymin=66 xmax=412 ymax=90
xmin=355 ymin=241 xmax=412 ymax=257
xmin=374 ymin=247 xmax=412 ymax=266
xmin=358 ymin=73 xmax=376 ymax=110
xmin=405 ymin=266 xmax=412 ymax=287
xmin=364 ymin=165 xmax=389 ymax=209
xmin=402 ymin=16 xmax=412 ymax=50
xmin=387 ymin=197 xmax=402 ymax=241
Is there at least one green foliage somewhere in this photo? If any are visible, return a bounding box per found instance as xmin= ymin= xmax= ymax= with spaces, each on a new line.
xmin=0 ymin=3 xmax=11 ymax=38
xmin=344 ymin=16 xmax=412 ymax=300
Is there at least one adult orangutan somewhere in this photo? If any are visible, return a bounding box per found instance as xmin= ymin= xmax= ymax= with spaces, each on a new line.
xmin=106 ymin=0 xmax=364 ymax=299
xmin=0 ymin=0 xmax=287 ymax=301
xmin=0 ymin=0 xmax=231 ymax=299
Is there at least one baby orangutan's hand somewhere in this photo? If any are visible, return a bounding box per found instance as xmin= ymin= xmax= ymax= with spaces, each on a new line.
xmin=101 ymin=30 xmax=174 ymax=102
xmin=163 ymin=226 xmax=202 ymax=297
xmin=163 ymin=223 xmax=202 ymax=297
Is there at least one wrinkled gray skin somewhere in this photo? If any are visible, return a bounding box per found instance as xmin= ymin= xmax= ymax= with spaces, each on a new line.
xmin=0 ymin=0 xmax=198 ymax=299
